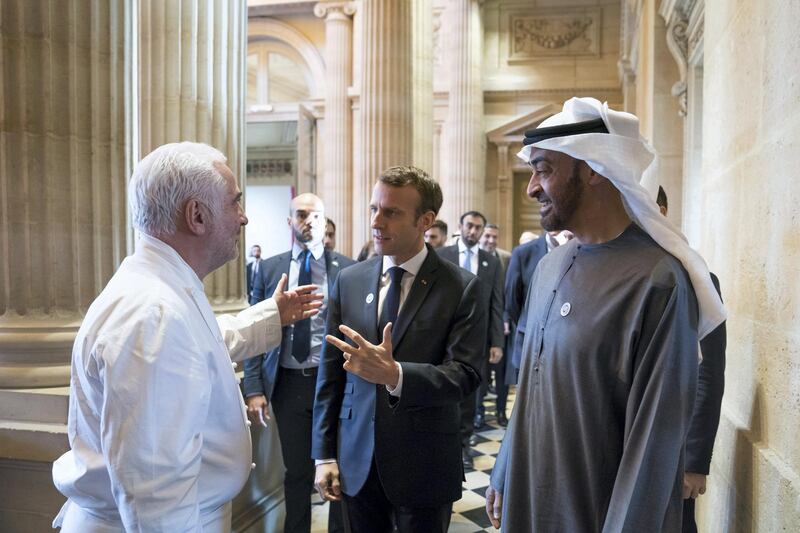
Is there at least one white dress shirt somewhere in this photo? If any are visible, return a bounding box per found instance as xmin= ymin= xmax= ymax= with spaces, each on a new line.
xmin=52 ymin=234 xmax=283 ymax=532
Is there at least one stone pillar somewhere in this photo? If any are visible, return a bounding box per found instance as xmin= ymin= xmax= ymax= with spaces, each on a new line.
xmin=412 ymin=0 xmax=434 ymax=175
xmin=315 ymin=1 xmax=356 ymax=257
xmin=353 ymin=0 xmax=414 ymax=246
xmin=495 ymin=143 xmax=514 ymax=251
xmin=441 ymin=0 xmax=484 ymax=228
xmin=139 ymin=0 xmax=246 ymax=310
xmin=0 ymin=0 xmax=136 ymax=389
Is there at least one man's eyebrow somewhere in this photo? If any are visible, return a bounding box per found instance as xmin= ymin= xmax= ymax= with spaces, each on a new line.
xmin=530 ymin=156 xmax=549 ymax=166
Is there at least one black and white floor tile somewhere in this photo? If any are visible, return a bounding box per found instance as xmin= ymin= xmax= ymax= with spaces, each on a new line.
xmin=310 ymin=387 xmax=515 ymax=533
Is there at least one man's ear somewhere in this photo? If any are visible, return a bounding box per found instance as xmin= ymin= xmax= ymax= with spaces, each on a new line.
xmin=184 ymin=199 xmax=209 ymax=236
xmin=419 ymin=211 xmax=436 ymax=232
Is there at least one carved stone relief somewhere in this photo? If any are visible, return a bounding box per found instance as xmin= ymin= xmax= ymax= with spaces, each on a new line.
xmin=509 ymin=9 xmax=601 ymax=60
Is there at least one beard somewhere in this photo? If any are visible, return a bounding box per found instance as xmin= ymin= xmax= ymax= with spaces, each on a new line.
xmin=540 ymin=161 xmax=582 ymax=231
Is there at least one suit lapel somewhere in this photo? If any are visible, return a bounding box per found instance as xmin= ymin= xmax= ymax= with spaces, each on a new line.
xmin=391 ymin=249 xmax=438 ymax=349
xmin=324 ymin=250 xmax=342 ymax=280
xmin=477 ymin=249 xmax=490 ymax=281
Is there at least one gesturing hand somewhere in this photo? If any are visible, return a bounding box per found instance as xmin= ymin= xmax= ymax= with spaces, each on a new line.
xmin=272 ymin=273 xmax=324 ymax=326
xmin=325 ymin=323 xmax=400 ymax=388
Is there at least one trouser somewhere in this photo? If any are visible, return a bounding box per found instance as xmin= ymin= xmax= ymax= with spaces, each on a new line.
xmin=272 ymin=367 xmax=346 ymax=533
xmin=344 ymin=460 xmax=452 ymax=533
xmin=459 ymin=389 xmax=478 ymax=449
xmin=682 ymin=498 xmax=697 ymax=533
xmin=491 ymin=361 xmax=509 ymax=416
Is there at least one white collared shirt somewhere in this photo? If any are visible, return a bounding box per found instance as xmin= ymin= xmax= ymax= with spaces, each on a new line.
xmin=457 ymin=239 xmax=480 ymax=275
xmin=52 ymin=233 xmax=282 ymax=530
xmin=283 ymin=241 xmax=328 ymax=368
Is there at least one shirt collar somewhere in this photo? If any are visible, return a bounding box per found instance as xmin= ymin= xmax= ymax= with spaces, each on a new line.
xmin=136 ymin=232 xmax=205 ymax=292
xmin=292 ymin=240 xmax=325 ymax=262
xmin=458 ymin=239 xmax=479 ymax=255
xmin=382 ymin=244 xmax=428 ymax=277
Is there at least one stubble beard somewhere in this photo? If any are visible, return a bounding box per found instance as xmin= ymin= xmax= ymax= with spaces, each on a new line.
xmin=541 ymin=162 xmax=582 ymax=232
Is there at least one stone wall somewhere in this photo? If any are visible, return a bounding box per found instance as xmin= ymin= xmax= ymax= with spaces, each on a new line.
xmin=693 ymin=0 xmax=800 ymax=530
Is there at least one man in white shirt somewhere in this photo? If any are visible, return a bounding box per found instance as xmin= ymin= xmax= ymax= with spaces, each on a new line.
xmin=52 ymin=142 xmax=322 ymax=532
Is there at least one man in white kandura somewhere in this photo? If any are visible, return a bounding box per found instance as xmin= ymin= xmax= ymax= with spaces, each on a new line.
xmin=52 ymin=142 xmax=322 ymax=532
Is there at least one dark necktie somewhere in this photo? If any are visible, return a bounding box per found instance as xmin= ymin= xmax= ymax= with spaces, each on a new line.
xmin=293 ymin=249 xmax=312 ymax=363
xmin=379 ymin=266 xmax=406 ymax=333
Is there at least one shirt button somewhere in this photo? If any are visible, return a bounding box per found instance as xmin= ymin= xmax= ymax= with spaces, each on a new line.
xmin=236 ymin=378 xmax=242 ymax=384
xmin=232 ymin=362 xmax=238 ymax=370
xmin=246 ymin=420 xmax=252 ymax=427
xmin=251 ymin=463 xmax=257 ymax=470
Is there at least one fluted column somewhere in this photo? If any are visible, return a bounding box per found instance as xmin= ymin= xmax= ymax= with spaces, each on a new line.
xmin=441 ymin=0 xmax=484 ymax=227
xmin=315 ymin=1 xmax=356 ymax=257
xmin=0 ymin=0 xmax=136 ymax=388
xmin=139 ymin=0 xmax=246 ymax=310
xmin=412 ymin=0 xmax=434 ymax=174
xmin=353 ymin=0 xmax=414 ymax=246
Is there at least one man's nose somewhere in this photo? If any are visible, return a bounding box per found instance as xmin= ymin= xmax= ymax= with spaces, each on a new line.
xmin=527 ymin=174 xmax=541 ymax=199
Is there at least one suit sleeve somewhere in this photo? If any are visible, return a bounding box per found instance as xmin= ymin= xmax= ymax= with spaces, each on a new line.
xmin=504 ymin=248 xmax=524 ymax=324
xmin=392 ymin=275 xmax=485 ymax=410
xmin=685 ymin=274 xmax=726 ymax=474
xmin=489 ymin=261 xmax=505 ymax=348
xmin=602 ymin=269 xmax=699 ymax=533
xmin=100 ymin=306 xmax=209 ymax=531
xmin=311 ymin=275 xmax=348 ymax=460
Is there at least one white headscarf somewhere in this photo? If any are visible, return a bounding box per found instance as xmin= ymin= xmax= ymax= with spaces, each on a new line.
xmin=518 ymin=97 xmax=725 ymax=339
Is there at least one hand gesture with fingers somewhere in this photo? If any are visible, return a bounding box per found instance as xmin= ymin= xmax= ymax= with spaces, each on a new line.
xmin=325 ymin=323 xmax=400 ymax=388
xmin=315 ymin=462 xmax=342 ymax=502
xmin=272 ymin=273 xmax=324 ymax=326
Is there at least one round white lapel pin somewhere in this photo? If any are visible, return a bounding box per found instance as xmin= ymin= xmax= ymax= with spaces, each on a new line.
xmin=560 ymin=302 xmax=571 ymax=317
xmin=482 ymin=260 xmax=489 ymax=267
xmin=366 ymin=293 xmax=375 ymax=304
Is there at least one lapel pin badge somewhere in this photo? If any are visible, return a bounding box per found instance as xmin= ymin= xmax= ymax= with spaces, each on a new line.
xmin=482 ymin=260 xmax=488 ymax=267
xmin=366 ymin=293 xmax=375 ymax=304
xmin=332 ymin=260 xmax=339 ymax=267
xmin=560 ymin=302 xmax=572 ymax=317
xmin=421 ymin=279 xmax=427 ymax=285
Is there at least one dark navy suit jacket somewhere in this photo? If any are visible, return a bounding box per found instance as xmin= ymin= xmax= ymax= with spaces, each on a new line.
xmin=311 ymin=246 xmax=485 ymax=507
xmin=504 ymin=235 xmax=548 ymax=370
xmin=242 ymin=249 xmax=354 ymax=400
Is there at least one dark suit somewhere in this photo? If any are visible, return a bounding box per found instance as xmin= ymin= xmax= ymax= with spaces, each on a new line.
xmin=437 ymin=244 xmax=504 ymax=444
xmin=246 ymin=258 xmax=261 ymax=303
xmin=504 ymin=235 xmax=548 ymax=373
xmin=244 ymin=249 xmax=354 ymax=533
xmin=312 ymin=246 xmax=485 ymax=532
xmin=683 ymin=273 xmax=726 ymax=533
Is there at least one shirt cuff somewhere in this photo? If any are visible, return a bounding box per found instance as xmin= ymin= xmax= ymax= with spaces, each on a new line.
xmin=315 ymin=458 xmax=337 ymax=466
xmin=386 ymin=362 xmax=403 ymax=397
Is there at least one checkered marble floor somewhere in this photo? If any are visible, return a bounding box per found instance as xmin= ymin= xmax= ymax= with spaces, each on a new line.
xmin=310 ymin=387 xmax=515 ymax=533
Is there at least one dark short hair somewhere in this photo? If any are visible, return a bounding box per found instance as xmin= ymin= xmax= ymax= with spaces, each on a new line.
xmin=430 ymin=219 xmax=448 ymax=235
xmin=460 ymin=210 xmax=487 ymax=226
xmin=378 ymin=166 xmax=443 ymax=217
xmin=657 ymin=186 xmax=668 ymax=210
xmin=485 ymin=223 xmax=499 ymax=231
xmin=326 ymin=217 xmax=336 ymax=230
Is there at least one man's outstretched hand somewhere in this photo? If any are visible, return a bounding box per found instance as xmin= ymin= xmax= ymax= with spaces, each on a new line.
xmin=272 ymin=273 xmax=323 ymax=326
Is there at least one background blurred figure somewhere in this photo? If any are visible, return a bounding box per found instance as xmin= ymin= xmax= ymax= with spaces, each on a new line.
xmin=518 ymin=230 xmax=536 ymax=244
xmin=437 ymin=210 xmax=504 ymax=468
xmin=247 ymin=244 xmax=262 ymax=303
xmin=480 ymin=223 xmax=511 ymax=271
xmin=357 ymin=240 xmax=377 ymax=262
xmin=424 ymin=219 xmax=448 ymax=249
xmin=245 ymin=193 xmax=354 ymax=533
xmin=324 ymin=218 xmax=337 ymax=252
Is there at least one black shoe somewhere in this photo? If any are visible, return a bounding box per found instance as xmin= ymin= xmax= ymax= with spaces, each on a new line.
xmin=462 ymin=449 xmax=474 ymax=470
xmin=473 ymin=413 xmax=485 ymax=430
xmin=497 ymin=413 xmax=509 ymax=427
xmin=469 ymin=434 xmax=478 ymax=446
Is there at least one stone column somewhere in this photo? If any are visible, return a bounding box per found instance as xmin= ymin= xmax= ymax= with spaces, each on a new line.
xmin=315 ymin=1 xmax=356 ymax=257
xmin=139 ymin=0 xmax=246 ymax=310
xmin=412 ymin=0 xmax=434 ymax=175
xmin=441 ymin=0 xmax=484 ymax=228
xmin=0 ymin=0 xmax=136 ymax=389
xmin=353 ymin=0 xmax=414 ymax=246
xmin=495 ymin=143 xmax=514 ymax=251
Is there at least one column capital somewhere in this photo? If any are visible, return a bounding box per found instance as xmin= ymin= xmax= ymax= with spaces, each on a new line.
xmin=314 ymin=1 xmax=357 ymax=21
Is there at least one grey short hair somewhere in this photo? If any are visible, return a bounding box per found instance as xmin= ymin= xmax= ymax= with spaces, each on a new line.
xmin=129 ymin=142 xmax=228 ymax=236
